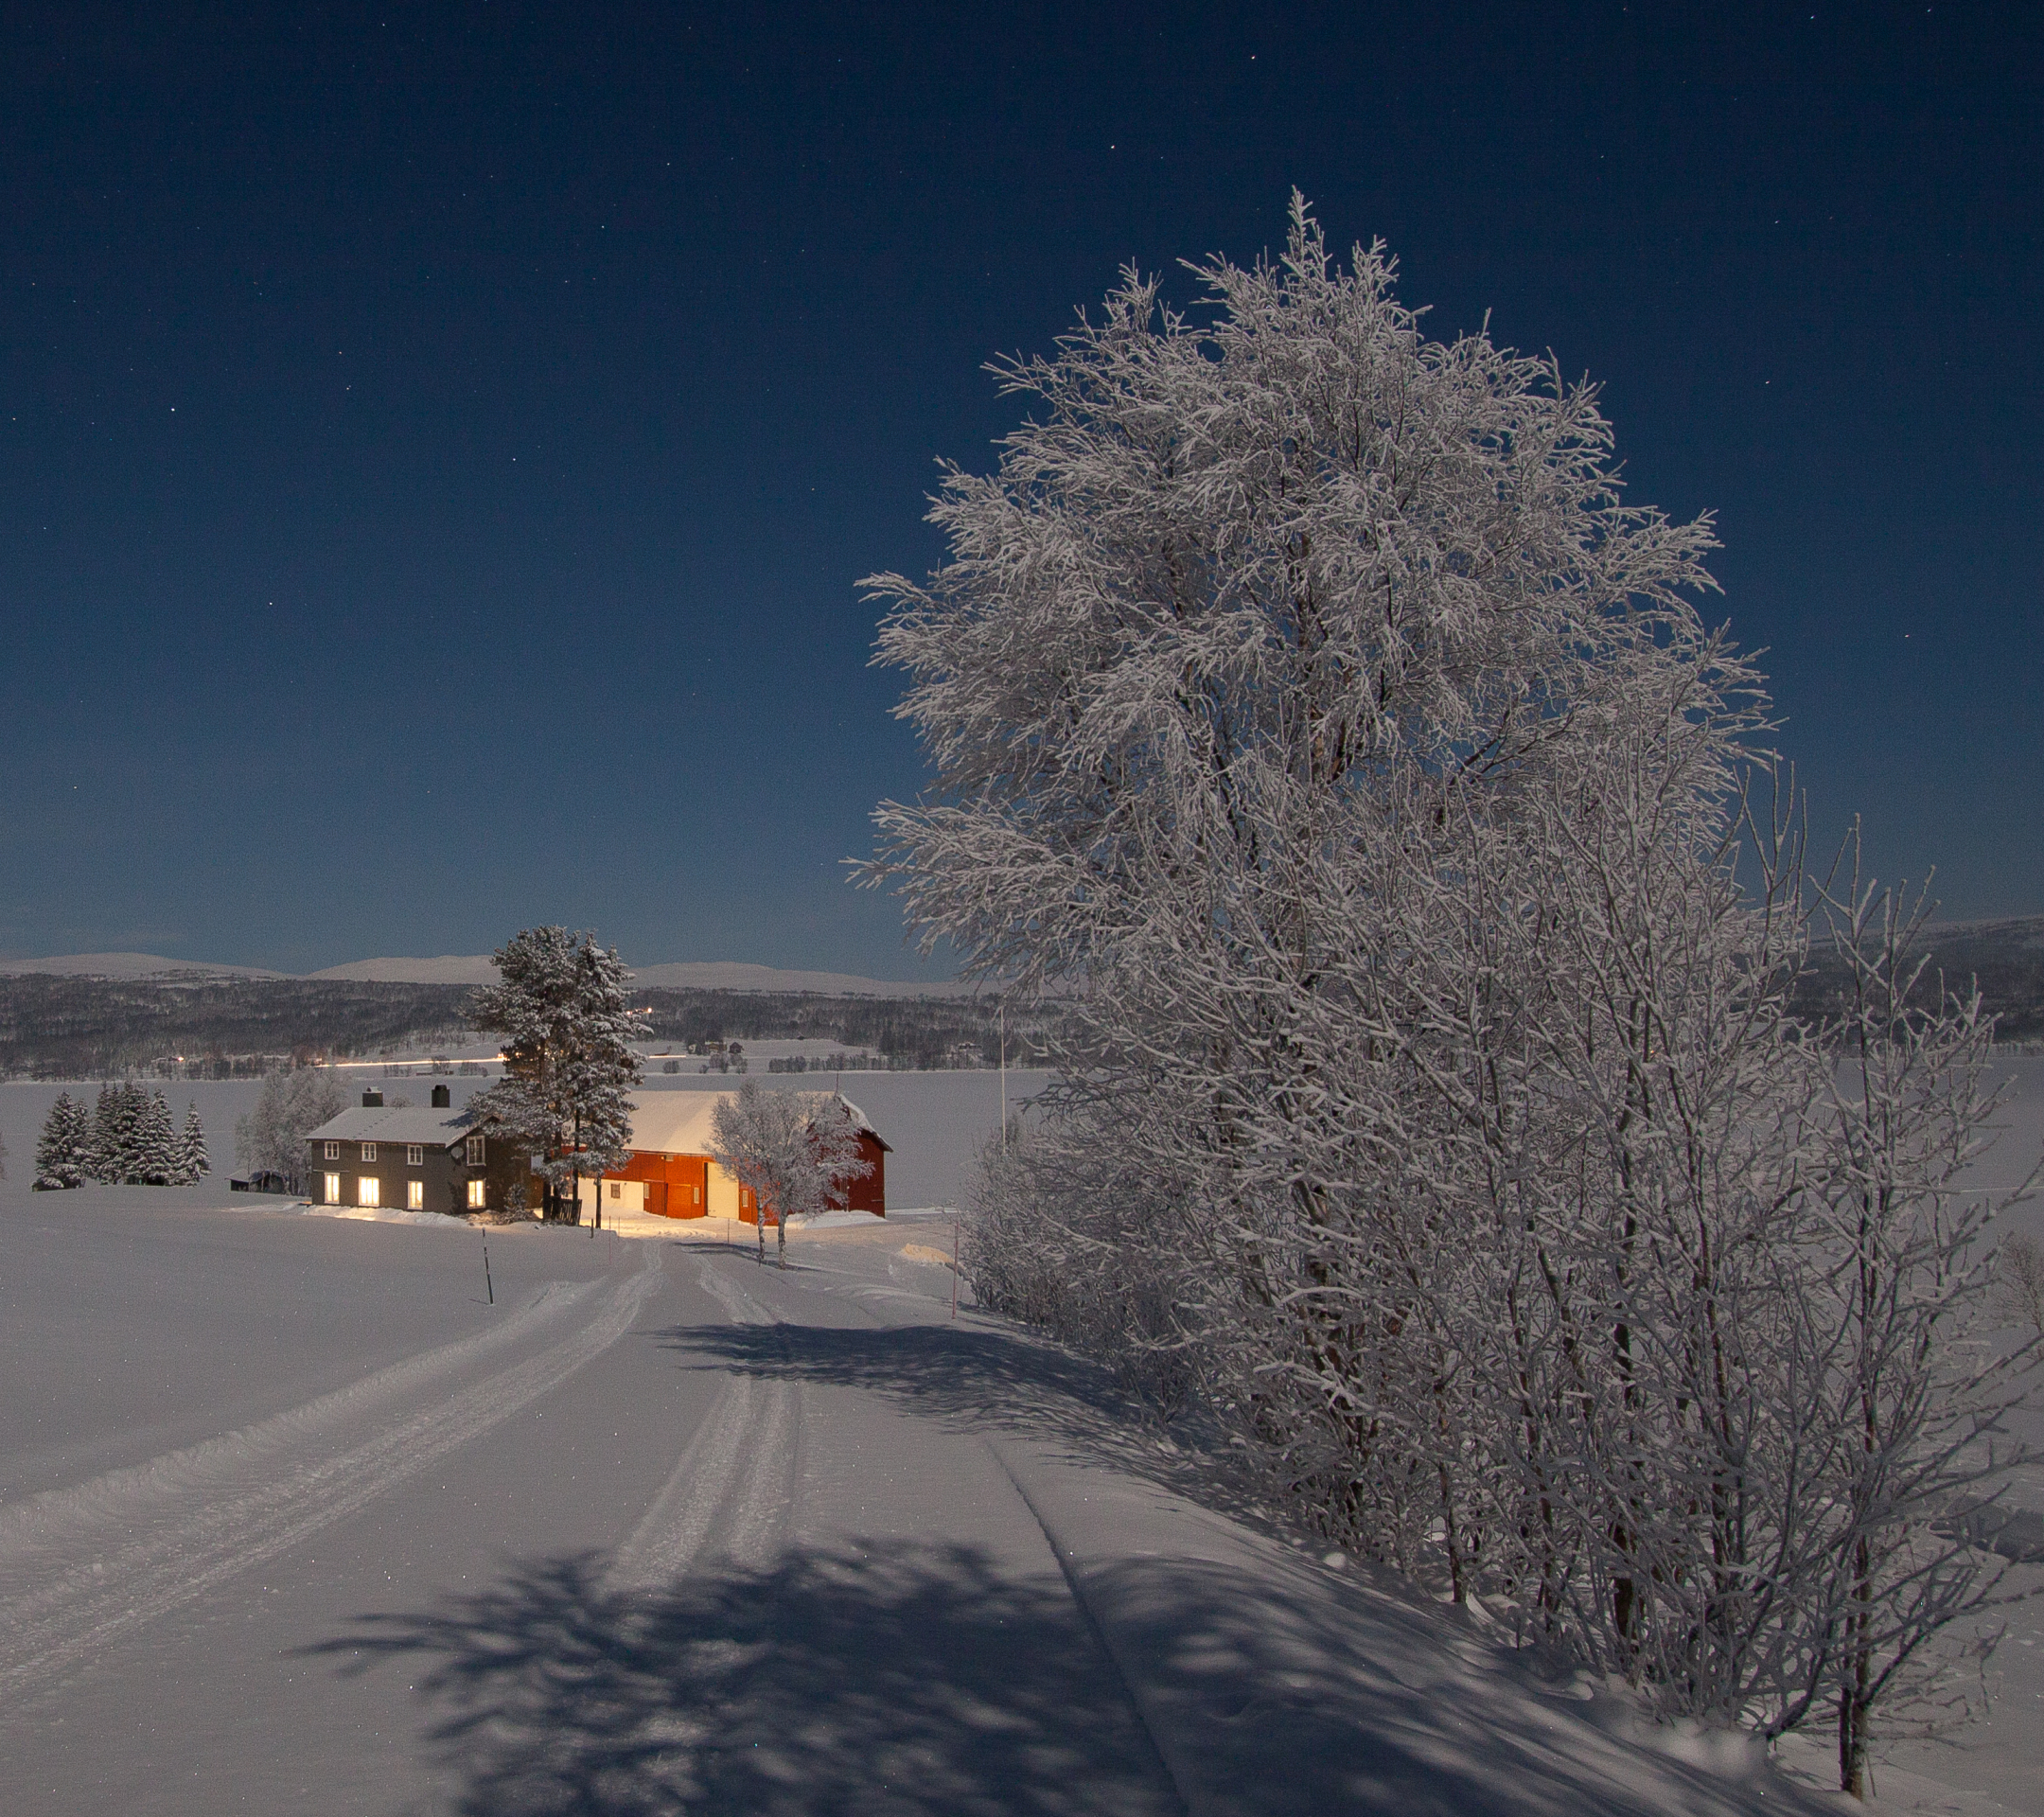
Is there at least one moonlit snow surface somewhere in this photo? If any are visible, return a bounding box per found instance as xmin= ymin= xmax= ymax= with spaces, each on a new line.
xmin=0 ymin=1071 xmax=2036 ymax=1812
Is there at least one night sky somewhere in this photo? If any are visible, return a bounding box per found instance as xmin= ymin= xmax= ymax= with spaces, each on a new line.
xmin=3 ymin=3 xmax=2036 ymax=978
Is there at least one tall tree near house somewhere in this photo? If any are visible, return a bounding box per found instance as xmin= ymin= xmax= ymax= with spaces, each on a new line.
xmin=467 ymin=927 xmax=641 ymax=1221
xmin=709 ymin=1079 xmax=872 ymax=1267
xmin=559 ymin=936 xmax=642 ymax=1226
xmin=865 ymin=196 xmax=2032 ymax=1792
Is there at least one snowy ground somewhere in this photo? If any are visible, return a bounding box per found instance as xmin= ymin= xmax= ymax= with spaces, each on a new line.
xmin=0 ymin=1064 xmax=2036 ymax=1812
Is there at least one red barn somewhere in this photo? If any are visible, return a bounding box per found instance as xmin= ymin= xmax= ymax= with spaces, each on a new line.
xmin=589 ymin=1089 xmax=890 ymax=1224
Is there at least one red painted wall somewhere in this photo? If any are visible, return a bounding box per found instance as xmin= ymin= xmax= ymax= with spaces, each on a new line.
xmin=605 ymin=1128 xmax=889 ymax=1221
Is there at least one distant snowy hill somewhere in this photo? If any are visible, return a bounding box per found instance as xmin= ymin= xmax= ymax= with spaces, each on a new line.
xmin=309 ymin=955 xmax=978 ymax=997
xmin=0 ymin=952 xmax=288 ymax=980
xmin=305 ymin=955 xmax=500 ymax=985
xmin=3 ymin=951 xmax=972 ymax=997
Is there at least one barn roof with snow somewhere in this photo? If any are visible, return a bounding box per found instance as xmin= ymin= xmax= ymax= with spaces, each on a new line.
xmin=626 ymin=1089 xmax=890 ymax=1157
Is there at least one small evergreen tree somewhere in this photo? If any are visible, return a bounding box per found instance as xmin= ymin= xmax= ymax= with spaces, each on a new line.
xmin=33 ymin=1092 xmax=87 ymax=1189
xmin=178 ymin=1103 xmax=210 ymax=1183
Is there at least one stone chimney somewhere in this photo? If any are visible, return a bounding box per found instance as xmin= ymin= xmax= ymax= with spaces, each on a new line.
xmin=431 ymin=1084 xmax=451 ymax=1108
xmin=361 ymin=1087 xmax=383 ymax=1107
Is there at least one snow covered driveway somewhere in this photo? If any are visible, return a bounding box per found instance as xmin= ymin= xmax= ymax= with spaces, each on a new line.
xmin=0 ymin=1201 xmax=1851 ymax=1814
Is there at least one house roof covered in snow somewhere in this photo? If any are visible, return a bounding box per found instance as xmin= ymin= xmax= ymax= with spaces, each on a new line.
xmin=626 ymin=1089 xmax=890 ymax=1157
xmin=304 ymin=1105 xmax=477 ymax=1146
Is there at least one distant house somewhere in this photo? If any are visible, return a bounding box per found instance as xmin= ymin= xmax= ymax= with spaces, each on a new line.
xmin=587 ymin=1090 xmax=890 ymax=1224
xmin=303 ymin=1085 xmax=526 ymax=1216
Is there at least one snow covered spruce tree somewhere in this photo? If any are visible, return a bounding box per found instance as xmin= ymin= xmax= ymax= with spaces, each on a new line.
xmin=33 ymin=1091 xmax=91 ymax=1190
xmin=709 ymin=1078 xmax=872 ymax=1266
xmin=135 ymin=1089 xmax=179 ymax=1185
xmin=861 ymin=197 xmax=2031 ymax=1787
xmin=467 ymin=928 xmax=641 ymax=1222
xmin=177 ymin=1103 xmax=210 ymax=1184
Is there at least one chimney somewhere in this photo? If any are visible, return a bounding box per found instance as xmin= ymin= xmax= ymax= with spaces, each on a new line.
xmin=362 ymin=1087 xmax=383 ymax=1108
xmin=431 ymin=1084 xmax=451 ymax=1108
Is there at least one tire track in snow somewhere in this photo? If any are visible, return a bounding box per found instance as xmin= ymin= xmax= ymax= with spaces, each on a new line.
xmin=0 ymin=1244 xmax=664 ymax=1703
xmin=608 ymin=1258 xmax=798 ymax=1591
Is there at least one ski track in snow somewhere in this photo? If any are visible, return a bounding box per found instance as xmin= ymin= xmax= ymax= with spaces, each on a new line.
xmin=0 ymin=1244 xmax=664 ymax=1705
xmin=609 ymin=1258 xmax=797 ymax=1590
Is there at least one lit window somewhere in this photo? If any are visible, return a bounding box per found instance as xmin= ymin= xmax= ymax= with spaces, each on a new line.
xmin=358 ymin=1176 xmax=380 ymax=1208
xmin=466 ymin=1135 xmax=485 ymax=1165
xmin=361 ymin=1142 xmax=378 ymax=1162
xmin=324 ymin=1172 xmax=341 ymax=1204
xmin=467 ymin=1178 xmax=486 ymax=1210
xmin=324 ymin=1141 xmax=340 ymax=1161
xmin=407 ymin=1180 xmax=424 ymax=1210
xmin=406 ymin=1144 xmax=423 ymax=1166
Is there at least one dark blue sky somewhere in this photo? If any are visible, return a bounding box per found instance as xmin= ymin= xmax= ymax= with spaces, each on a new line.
xmin=3 ymin=2 xmax=2037 ymax=977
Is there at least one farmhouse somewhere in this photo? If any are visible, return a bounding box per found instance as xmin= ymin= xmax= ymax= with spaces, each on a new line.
xmin=587 ymin=1089 xmax=890 ymax=1224
xmin=303 ymin=1085 xmax=528 ymax=1216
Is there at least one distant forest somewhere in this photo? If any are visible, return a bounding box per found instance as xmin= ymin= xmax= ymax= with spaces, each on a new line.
xmin=1788 ymin=916 xmax=2044 ymax=1042
xmin=0 ymin=974 xmax=1018 ymax=1079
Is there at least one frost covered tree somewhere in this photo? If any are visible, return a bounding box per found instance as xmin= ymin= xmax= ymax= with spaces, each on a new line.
xmin=709 ymin=1079 xmax=872 ymax=1267
xmin=864 ymin=197 xmax=2033 ymax=1791
xmin=177 ymin=1103 xmax=209 ymax=1184
xmin=134 ymin=1090 xmax=179 ymax=1184
xmin=86 ymin=1083 xmax=123 ymax=1182
xmin=1995 ymin=1229 xmax=2044 ymax=1340
xmin=34 ymin=1092 xmax=90 ymax=1190
xmin=467 ymin=928 xmax=641 ymax=1222
xmin=235 ymin=1067 xmax=347 ymax=1191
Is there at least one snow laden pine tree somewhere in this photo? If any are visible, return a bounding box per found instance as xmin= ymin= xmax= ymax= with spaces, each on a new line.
xmin=177 ymin=1103 xmax=209 ymax=1184
xmin=709 ymin=1079 xmax=872 ymax=1267
xmin=467 ymin=928 xmax=642 ymax=1222
xmin=862 ymin=196 xmax=2033 ymax=1791
xmin=135 ymin=1090 xmax=179 ymax=1185
xmin=34 ymin=1092 xmax=91 ymax=1190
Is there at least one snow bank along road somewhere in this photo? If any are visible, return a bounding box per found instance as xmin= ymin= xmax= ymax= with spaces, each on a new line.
xmin=0 ymin=1196 xmax=1880 ymax=1813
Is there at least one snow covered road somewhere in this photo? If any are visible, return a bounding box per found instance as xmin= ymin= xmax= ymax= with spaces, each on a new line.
xmin=0 ymin=1197 xmax=1950 ymax=1812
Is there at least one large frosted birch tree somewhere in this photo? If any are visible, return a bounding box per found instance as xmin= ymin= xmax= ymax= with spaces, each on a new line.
xmin=862 ymin=197 xmax=2035 ymax=1791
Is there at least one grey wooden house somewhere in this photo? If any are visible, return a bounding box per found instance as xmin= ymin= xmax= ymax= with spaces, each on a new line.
xmin=303 ymin=1085 xmax=528 ymax=1216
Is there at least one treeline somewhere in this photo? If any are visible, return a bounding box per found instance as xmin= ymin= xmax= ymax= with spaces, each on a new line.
xmin=0 ymin=973 xmax=1044 ymax=1079
xmin=1788 ymin=914 xmax=2044 ymax=1040
xmin=634 ymin=988 xmax=1029 ymax=1070
xmin=0 ymin=976 xmax=478 ymax=1078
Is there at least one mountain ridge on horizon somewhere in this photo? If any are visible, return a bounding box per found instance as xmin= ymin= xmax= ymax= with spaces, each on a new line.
xmin=0 ymin=950 xmax=977 ymax=998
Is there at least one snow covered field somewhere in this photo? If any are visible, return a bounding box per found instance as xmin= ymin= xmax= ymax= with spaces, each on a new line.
xmin=0 ymin=1066 xmax=2037 ymax=1811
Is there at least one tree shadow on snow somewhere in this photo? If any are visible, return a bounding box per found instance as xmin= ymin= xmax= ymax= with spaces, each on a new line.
xmin=304 ymin=1535 xmax=1830 ymax=1817
xmin=654 ymin=1316 xmax=1217 ymax=1493
xmin=305 ymin=1539 xmax=1180 ymax=1817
